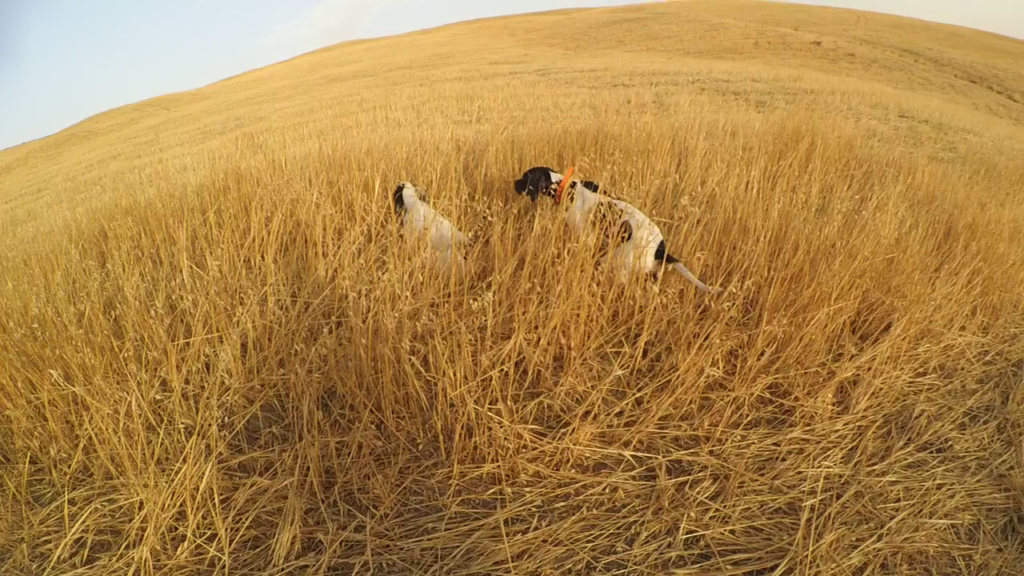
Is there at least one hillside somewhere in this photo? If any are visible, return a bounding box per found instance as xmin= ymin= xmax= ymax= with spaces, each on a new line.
xmin=2 ymin=0 xmax=1023 ymax=244
xmin=2 ymin=1 xmax=1024 ymax=574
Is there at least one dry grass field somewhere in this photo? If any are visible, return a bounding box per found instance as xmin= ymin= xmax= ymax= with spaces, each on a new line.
xmin=3 ymin=1 xmax=1024 ymax=573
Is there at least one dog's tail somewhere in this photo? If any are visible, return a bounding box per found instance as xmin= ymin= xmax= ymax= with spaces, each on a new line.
xmin=664 ymin=254 xmax=720 ymax=294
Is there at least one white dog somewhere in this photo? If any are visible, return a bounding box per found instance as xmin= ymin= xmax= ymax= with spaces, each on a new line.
xmin=392 ymin=181 xmax=470 ymax=276
xmin=513 ymin=166 xmax=721 ymax=293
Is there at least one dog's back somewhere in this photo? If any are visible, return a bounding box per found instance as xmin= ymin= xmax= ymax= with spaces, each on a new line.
xmin=393 ymin=182 xmax=469 ymax=278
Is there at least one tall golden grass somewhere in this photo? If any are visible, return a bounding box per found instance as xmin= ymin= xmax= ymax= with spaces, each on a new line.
xmin=3 ymin=1 xmax=1024 ymax=574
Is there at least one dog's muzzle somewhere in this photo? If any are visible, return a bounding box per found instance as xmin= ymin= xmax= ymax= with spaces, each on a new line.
xmin=513 ymin=178 xmax=541 ymax=202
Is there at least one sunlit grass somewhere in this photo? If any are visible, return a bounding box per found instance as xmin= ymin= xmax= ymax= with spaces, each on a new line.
xmin=2 ymin=1 xmax=1024 ymax=574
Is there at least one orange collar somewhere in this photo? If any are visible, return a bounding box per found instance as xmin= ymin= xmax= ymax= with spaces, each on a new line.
xmin=555 ymin=166 xmax=575 ymax=205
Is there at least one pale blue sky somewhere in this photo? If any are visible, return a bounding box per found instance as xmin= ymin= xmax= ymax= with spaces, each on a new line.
xmin=1 ymin=0 xmax=1021 ymax=151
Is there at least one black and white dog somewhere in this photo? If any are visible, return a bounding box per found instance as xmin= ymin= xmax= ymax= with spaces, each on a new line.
xmin=393 ymin=181 xmax=470 ymax=275
xmin=513 ymin=166 xmax=720 ymax=293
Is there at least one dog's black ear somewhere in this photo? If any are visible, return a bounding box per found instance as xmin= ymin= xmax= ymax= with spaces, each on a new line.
xmin=581 ymin=180 xmax=600 ymax=194
xmin=393 ymin=183 xmax=406 ymax=216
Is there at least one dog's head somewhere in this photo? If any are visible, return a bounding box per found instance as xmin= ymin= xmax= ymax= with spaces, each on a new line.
xmin=393 ymin=181 xmax=429 ymax=216
xmin=514 ymin=167 xmax=601 ymax=204
xmin=513 ymin=166 xmax=563 ymax=202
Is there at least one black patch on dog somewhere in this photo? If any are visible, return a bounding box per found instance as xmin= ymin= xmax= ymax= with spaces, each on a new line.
xmin=654 ymin=239 xmax=680 ymax=264
xmin=393 ymin=183 xmax=407 ymax=218
xmin=514 ymin=166 xmax=556 ymax=202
